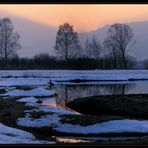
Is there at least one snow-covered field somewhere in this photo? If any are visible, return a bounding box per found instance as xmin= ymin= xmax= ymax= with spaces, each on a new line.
xmin=2 ymin=87 xmax=55 ymax=97
xmin=0 ymin=70 xmax=148 ymax=86
xmin=0 ymin=70 xmax=147 ymax=80
xmin=0 ymin=70 xmax=148 ymax=144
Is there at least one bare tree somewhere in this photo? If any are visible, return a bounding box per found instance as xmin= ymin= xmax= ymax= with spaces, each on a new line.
xmin=104 ymin=23 xmax=135 ymax=69
xmin=55 ymin=23 xmax=81 ymax=61
xmin=0 ymin=18 xmax=21 ymax=67
xmin=88 ymin=35 xmax=101 ymax=60
xmin=84 ymin=36 xmax=101 ymax=60
xmin=103 ymin=38 xmax=118 ymax=68
xmin=83 ymin=37 xmax=90 ymax=58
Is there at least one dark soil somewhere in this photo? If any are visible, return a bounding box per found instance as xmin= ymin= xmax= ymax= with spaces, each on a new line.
xmin=15 ymin=86 xmax=34 ymax=91
xmin=1 ymin=94 xmax=148 ymax=144
xmin=60 ymin=114 xmax=126 ymax=126
xmin=66 ymin=94 xmax=148 ymax=120
xmin=30 ymin=111 xmax=54 ymax=119
xmin=0 ymin=97 xmax=32 ymax=128
xmin=0 ymin=97 xmax=53 ymax=141
xmin=0 ymin=89 xmax=7 ymax=94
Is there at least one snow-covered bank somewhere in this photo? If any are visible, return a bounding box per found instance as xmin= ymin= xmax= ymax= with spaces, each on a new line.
xmin=17 ymin=97 xmax=39 ymax=103
xmin=18 ymin=103 xmax=148 ymax=135
xmin=17 ymin=102 xmax=75 ymax=128
xmin=1 ymin=70 xmax=148 ymax=143
xmin=0 ymin=78 xmax=49 ymax=86
xmin=2 ymin=87 xmax=55 ymax=97
xmin=16 ymin=98 xmax=148 ymax=136
xmin=0 ymin=70 xmax=148 ymax=86
xmin=0 ymin=123 xmax=55 ymax=144
xmin=55 ymin=119 xmax=148 ymax=134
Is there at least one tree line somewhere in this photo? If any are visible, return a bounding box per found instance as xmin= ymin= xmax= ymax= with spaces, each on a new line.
xmin=55 ymin=22 xmax=136 ymax=69
xmin=0 ymin=17 xmax=143 ymax=70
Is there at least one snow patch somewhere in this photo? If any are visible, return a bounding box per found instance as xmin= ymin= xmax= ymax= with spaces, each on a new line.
xmin=0 ymin=78 xmax=49 ymax=86
xmin=17 ymin=97 xmax=39 ymax=103
xmin=17 ymin=114 xmax=60 ymax=128
xmin=17 ymin=104 xmax=75 ymax=128
xmin=55 ymin=119 xmax=148 ymax=134
xmin=18 ymin=103 xmax=148 ymax=135
xmin=0 ymin=123 xmax=55 ymax=144
xmin=2 ymin=87 xmax=55 ymax=97
xmin=1 ymin=70 xmax=148 ymax=86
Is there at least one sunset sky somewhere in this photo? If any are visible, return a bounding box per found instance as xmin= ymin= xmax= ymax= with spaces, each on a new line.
xmin=0 ymin=4 xmax=148 ymax=32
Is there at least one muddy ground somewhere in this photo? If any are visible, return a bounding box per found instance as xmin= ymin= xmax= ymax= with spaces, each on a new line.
xmin=66 ymin=94 xmax=148 ymax=119
xmin=1 ymin=94 xmax=148 ymax=144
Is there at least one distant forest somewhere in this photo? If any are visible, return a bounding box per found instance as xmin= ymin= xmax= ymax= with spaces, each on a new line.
xmin=0 ymin=17 xmax=147 ymax=70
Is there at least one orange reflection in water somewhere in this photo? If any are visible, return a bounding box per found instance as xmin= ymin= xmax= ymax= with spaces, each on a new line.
xmin=55 ymin=137 xmax=94 ymax=143
xmin=42 ymin=98 xmax=57 ymax=107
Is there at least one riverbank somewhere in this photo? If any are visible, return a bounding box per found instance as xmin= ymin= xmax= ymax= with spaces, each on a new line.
xmin=66 ymin=94 xmax=148 ymax=119
xmin=1 ymin=94 xmax=148 ymax=144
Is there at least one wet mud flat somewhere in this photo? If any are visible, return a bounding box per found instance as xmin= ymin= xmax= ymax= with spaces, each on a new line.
xmin=2 ymin=94 xmax=148 ymax=144
xmin=63 ymin=94 xmax=148 ymax=144
xmin=66 ymin=94 xmax=148 ymax=119
xmin=0 ymin=97 xmax=48 ymax=141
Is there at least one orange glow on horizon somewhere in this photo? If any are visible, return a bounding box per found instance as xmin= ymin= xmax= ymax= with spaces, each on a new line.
xmin=0 ymin=5 xmax=148 ymax=32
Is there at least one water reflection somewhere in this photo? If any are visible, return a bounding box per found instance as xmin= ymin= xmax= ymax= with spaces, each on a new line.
xmin=55 ymin=137 xmax=94 ymax=143
xmin=104 ymin=84 xmax=135 ymax=95
xmin=54 ymin=136 xmax=148 ymax=143
xmin=41 ymin=82 xmax=148 ymax=144
xmin=56 ymin=84 xmax=135 ymax=107
xmin=43 ymin=83 xmax=136 ymax=108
